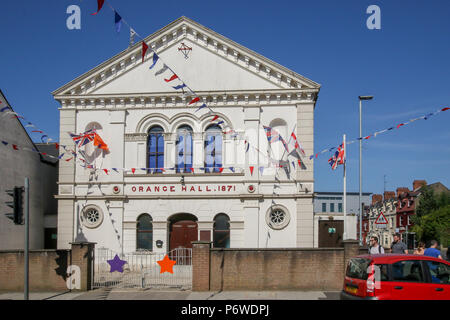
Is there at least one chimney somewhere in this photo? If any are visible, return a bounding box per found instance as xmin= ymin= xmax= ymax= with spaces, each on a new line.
xmin=372 ymin=194 xmax=382 ymax=205
xmin=384 ymin=191 xmax=395 ymax=201
xmin=413 ymin=180 xmax=427 ymax=191
xmin=396 ymin=187 xmax=409 ymax=197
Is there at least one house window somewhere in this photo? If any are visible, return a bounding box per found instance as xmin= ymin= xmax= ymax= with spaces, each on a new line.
xmin=338 ymin=203 xmax=343 ymax=212
xmin=213 ymin=213 xmax=230 ymax=248
xmin=176 ymin=125 xmax=193 ymax=173
xmin=204 ymin=125 xmax=222 ymax=172
xmin=399 ymin=216 xmax=403 ymax=226
xmin=148 ymin=126 xmax=164 ymax=173
xmin=136 ymin=214 xmax=153 ymax=250
xmin=330 ymin=203 xmax=335 ymax=212
xmin=322 ymin=203 xmax=327 ymax=212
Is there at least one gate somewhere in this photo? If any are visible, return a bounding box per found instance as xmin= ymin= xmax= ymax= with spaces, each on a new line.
xmin=92 ymin=247 xmax=192 ymax=289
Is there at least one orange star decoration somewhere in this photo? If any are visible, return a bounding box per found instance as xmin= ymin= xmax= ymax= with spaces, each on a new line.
xmin=157 ymin=254 xmax=176 ymax=274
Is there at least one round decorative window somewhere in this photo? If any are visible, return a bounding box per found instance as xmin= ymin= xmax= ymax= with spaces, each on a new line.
xmin=81 ymin=205 xmax=104 ymax=229
xmin=266 ymin=205 xmax=290 ymax=230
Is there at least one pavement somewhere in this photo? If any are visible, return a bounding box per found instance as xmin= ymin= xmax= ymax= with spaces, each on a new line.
xmin=0 ymin=288 xmax=341 ymax=300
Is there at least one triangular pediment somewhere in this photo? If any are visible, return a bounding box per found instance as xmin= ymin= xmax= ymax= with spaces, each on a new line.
xmin=52 ymin=17 xmax=320 ymax=97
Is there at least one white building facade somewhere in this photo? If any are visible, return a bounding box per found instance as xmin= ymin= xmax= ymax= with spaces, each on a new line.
xmin=367 ymin=198 xmax=397 ymax=248
xmin=52 ymin=17 xmax=320 ymax=254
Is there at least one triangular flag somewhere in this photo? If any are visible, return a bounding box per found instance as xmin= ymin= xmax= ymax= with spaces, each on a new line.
xmin=154 ymin=63 xmax=168 ymax=76
xmin=441 ymin=107 xmax=450 ymax=112
xmin=129 ymin=28 xmax=136 ymax=47
xmin=219 ymin=167 xmax=224 ymax=173
xmin=131 ymin=168 xmax=136 ymax=174
xmin=142 ymin=41 xmax=149 ymax=63
xmin=396 ymin=123 xmax=405 ymax=129
xmin=188 ymin=97 xmax=200 ymax=105
xmin=229 ymin=167 xmax=235 ymax=173
xmin=259 ymin=166 xmax=264 ymax=175
xmin=12 ymin=144 xmax=18 ymax=150
xmin=210 ymin=115 xmax=219 ymax=122
xmin=173 ymin=83 xmax=187 ymax=90
xmin=249 ymin=166 xmax=254 ymax=175
xmin=164 ymin=74 xmax=178 ymax=82
xmin=195 ymin=104 xmax=207 ymax=112
xmin=114 ymin=11 xmax=122 ymax=33
xmin=149 ymin=53 xmax=159 ymax=69
xmin=91 ymin=0 xmax=105 ymax=15
xmin=103 ymin=169 xmax=109 ymax=175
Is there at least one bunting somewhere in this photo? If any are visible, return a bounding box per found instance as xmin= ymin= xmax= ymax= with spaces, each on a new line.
xmin=91 ymin=0 xmax=105 ymax=15
xmin=142 ymin=41 xmax=148 ymax=63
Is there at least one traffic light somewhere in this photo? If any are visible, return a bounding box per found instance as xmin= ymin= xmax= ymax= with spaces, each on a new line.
xmin=5 ymin=187 xmax=24 ymax=225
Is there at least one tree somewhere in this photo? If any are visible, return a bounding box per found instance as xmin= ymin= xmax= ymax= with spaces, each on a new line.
xmin=415 ymin=186 xmax=437 ymax=217
xmin=412 ymin=187 xmax=450 ymax=246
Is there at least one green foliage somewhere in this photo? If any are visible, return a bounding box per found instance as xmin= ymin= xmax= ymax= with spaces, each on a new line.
xmin=412 ymin=188 xmax=450 ymax=246
xmin=415 ymin=186 xmax=437 ymax=217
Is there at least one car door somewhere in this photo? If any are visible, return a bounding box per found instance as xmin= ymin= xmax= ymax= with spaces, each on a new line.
xmin=389 ymin=259 xmax=430 ymax=300
xmin=422 ymin=260 xmax=450 ymax=300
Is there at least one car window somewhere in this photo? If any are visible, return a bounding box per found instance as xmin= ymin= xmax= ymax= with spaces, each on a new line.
xmin=425 ymin=261 xmax=450 ymax=284
xmin=392 ymin=260 xmax=424 ymax=282
xmin=346 ymin=258 xmax=370 ymax=280
xmin=375 ymin=264 xmax=389 ymax=281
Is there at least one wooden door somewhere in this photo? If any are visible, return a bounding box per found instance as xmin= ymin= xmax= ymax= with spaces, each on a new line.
xmin=319 ymin=220 xmax=344 ymax=248
xmin=170 ymin=220 xmax=198 ymax=250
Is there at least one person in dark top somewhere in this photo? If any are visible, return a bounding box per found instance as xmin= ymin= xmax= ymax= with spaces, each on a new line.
xmin=391 ymin=233 xmax=408 ymax=254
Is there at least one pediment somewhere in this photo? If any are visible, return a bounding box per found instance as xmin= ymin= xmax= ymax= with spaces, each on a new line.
xmin=53 ymin=17 xmax=320 ymax=98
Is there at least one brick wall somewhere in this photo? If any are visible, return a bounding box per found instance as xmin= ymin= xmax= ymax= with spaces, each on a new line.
xmin=0 ymin=242 xmax=94 ymax=292
xmin=192 ymin=240 xmax=361 ymax=291
xmin=0 ymin=250 xmax=69 ymax=292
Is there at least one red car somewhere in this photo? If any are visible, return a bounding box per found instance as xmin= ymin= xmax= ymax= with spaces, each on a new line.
xmin=341 ymin=254 xmax=450 ymax=300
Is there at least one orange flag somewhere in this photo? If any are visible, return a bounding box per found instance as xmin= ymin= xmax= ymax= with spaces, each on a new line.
xmin=94 ymin=133 xmax=109 ymax=151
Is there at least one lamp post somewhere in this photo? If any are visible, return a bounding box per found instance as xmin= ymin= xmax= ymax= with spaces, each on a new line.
xmin=359 ymin=95 xmax=373 ymax=246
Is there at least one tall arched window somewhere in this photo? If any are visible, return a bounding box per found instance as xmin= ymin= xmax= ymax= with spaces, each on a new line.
xmin=136 ymin=214 xmax=153 ymax=250
xmin=269 ymin=118 xmax=287 ymax=160
xmin=204 ymin=125 xmax=223 ymax=173
xmin=148 ymin=126 xmax=164 ymax=173
xmin=213 ymin=213 xmax=230 ymax=248
xmin=176 ymin=125 xmax=193 ymax=173
xmin=83 ymin=122 xmax=103 ymax=165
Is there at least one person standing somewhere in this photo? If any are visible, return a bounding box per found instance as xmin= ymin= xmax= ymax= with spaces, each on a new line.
xmin=391 ymin=233 xmax=408 ymax=254
xmin=368 ymin=236 xmax=385 ymax=254
xmin=414 ymin=242 xmax=425 ymax=255
xmin=424 ymin=240 xmax=443 ymax=259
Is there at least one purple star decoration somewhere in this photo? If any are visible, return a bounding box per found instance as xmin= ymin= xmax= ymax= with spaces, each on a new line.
xmin=107 ymin=254 xmax=127 ymax=273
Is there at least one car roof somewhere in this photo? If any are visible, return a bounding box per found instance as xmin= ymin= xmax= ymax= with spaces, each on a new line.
xmin=353 ymin=254 xmax=450 ymax=264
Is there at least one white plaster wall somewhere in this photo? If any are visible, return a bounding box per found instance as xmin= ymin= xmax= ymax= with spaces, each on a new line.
xmin=92 ymin=39 xmax=279 ymax=95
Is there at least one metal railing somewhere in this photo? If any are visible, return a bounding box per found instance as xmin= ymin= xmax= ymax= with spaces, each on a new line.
xmin=92 ymin=247 xmax=192 ymax=289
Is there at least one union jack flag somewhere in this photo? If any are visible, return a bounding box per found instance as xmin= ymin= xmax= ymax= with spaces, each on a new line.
xmin=69 ymin=130 xmax=96 ymax=148
xmin=263 ymin=126 xmax=289 ymax=153
xmin=328 ymin=143 xmax=345 ymax=170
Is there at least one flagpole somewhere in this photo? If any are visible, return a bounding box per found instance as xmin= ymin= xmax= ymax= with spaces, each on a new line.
xmin=343 ymin=134 xmax=347 ymax=241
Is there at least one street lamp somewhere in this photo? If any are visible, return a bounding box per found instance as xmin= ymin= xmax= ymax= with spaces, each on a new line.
xmin=359 ymin=95 xmax=373 ymax=246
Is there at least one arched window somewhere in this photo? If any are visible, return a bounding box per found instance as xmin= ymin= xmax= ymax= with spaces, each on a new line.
xmin=213 ymin=213 xmax=230 ymax=248
xmin=136 ymin=214 xmax=153 ymax=250
xmin=269 ymin=118 xmax=287 ymax=159
xmin=204 ymin=125 xmax=222 ymax=172
xmin=83 ymin=122 xmax=103 ymax=165
xmin=148 ymin=126 xmax=164 ymax=173
xmin=176 ymin=125 xmax=193 ymax=173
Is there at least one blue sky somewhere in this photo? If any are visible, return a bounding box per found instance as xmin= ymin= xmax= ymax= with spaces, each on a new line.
xmin=1 ymin=0 xmax=449 ymax=195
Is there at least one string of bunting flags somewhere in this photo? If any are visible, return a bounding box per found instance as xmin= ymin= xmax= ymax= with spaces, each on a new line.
xmin=308 ymin=106 xmax=450 ymax=161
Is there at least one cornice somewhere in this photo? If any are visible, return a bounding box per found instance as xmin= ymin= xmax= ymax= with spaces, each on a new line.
xmin=52 ymin=17 xmax=320 ymax=99
xmin=56 ymin=89 xmax=318 ymax=110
